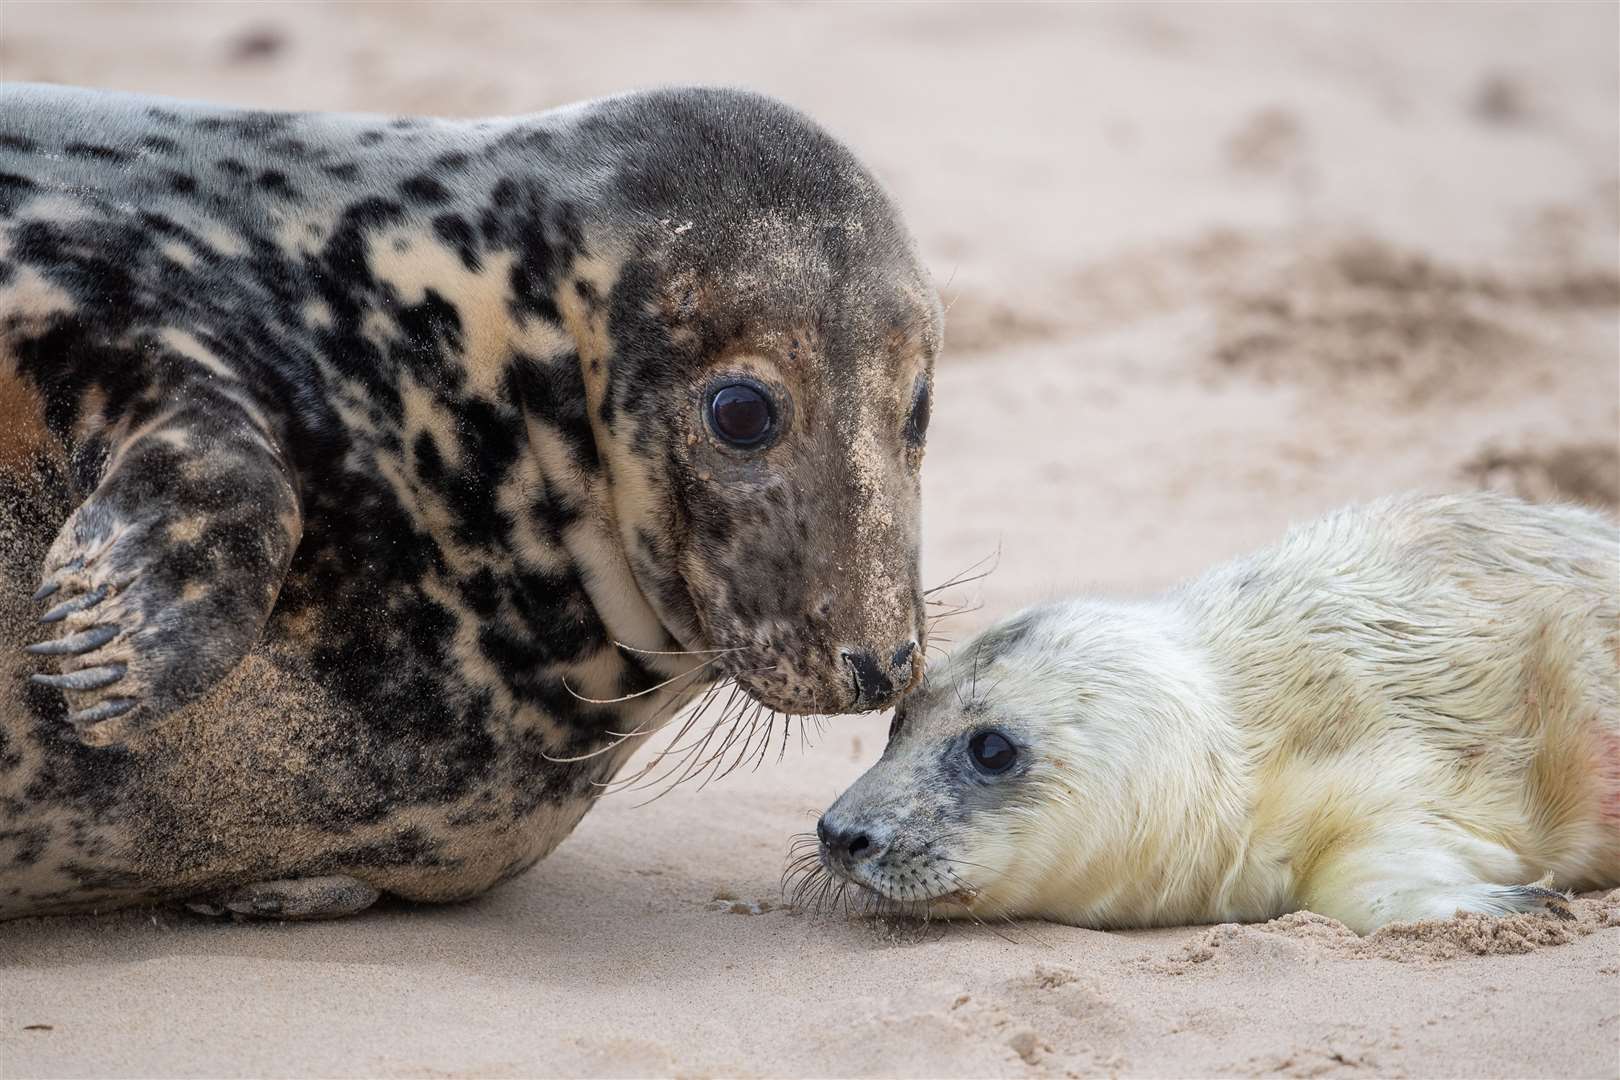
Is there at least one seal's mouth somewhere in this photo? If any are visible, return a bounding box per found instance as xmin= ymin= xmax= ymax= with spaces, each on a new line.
xmin=823 ymin=861 xmax=980 ymax=922
xmin=823 ymin=856 xmax=972 ymax=907
xmin=673 ymin=557 xmax=925 ymax=716
xmin=779 ymin=830 xmax=979 ymax=916
xmin=721 ymin=647 xmax=914 ymax=716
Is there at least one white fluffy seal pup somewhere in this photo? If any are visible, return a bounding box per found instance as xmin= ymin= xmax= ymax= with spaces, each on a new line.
xmin=809 ymin=493 xmax=1619 ymax=933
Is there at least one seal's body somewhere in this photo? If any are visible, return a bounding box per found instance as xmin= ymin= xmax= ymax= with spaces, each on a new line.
xmin=817 ymin=494 xmax=1619 ymax=933
xmin=0 ymin=84 xmax=940 ymax=919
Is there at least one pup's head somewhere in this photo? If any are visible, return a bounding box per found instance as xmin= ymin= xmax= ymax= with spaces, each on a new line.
xmin=813 ymin=599 xmax=1231 ymax=924
xmin=568 ymin=87 xmax=939 ymax=715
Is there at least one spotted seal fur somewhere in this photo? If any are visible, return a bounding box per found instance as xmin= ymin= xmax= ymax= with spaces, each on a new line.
xmin=810 ymin=493 xmax=1619 ymax=933
xmin=0 ymin=83 xmax=941 ymax=919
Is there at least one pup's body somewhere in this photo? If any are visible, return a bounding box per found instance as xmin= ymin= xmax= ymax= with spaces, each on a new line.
xmin=818 ymin=493 xmax=1619 ymax=932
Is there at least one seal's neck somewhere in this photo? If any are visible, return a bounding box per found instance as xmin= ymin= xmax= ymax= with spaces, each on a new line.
xmin=372 ymin=168 xmax=707 ymax=700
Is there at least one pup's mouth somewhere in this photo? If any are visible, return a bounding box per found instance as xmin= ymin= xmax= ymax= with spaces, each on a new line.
xmin=783 ymin=830 xmax=981 ymax=916
xmin=817 ymin=851 xmax=977 ymax=909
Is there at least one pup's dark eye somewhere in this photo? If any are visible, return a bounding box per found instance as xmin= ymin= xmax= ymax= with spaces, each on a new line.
xmin=904 ymin=378 xmax=931 ymax=447
xmin=969 ymin=730 xmax=1016 ymax=774
xmin=707 ymin=382 xmax=775 ymax=448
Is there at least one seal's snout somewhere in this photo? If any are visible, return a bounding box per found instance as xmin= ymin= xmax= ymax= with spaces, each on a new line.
xmin=840 ymin=641 xmax=919 ymax=710
xmin=817 ymin=814 xmax=884 ymax=870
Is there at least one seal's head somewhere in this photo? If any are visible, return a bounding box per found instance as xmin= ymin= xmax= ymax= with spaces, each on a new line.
xmin=811 ymin=599 xmax=1238 ymax=925
xmin=563 ymin=87 xmax=940 ymax=715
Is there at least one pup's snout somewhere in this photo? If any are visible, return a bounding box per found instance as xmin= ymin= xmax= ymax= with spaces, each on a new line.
xmin=840 ymin=640 xmax=919 ymax=710
xmin=817 ymin=814 xmax=883 ymax=867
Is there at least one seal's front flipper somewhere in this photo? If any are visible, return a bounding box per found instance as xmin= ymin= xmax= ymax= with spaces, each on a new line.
xmin=1306 ymin=838 xmax=1577 ymax=932
xmin=186 ymin=876 xmax=381 ymax=921
xmin=25 ymin=404 xmax=301 ymax=744
xmin=1471 ymin=882 xmax=1576 ymax=920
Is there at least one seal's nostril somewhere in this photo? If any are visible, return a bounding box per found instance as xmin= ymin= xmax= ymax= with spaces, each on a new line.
xmin=818 ymin=819 xmax=876 ymax=862
xmin=843 ymin=648 xmax=892 ymax=707
xmin=891 ymin=641 xmax=915 ymax=670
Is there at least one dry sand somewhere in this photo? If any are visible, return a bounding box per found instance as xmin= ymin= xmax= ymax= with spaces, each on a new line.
xmin=2 ymin=2 xmax=1617 ymax=1076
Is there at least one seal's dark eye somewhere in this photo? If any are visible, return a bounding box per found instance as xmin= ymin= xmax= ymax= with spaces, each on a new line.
xmin=969 ymin=730 xmax=1016 ymax=774
xmin=904 ymin=379 xmax=931 ymax=448
xmin=708 ymin=383 xmax=775 ymax=448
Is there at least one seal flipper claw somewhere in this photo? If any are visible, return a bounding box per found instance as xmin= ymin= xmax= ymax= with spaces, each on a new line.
xmin=31 ymin=663 xmax=127 ymax=692
xmin=1490 ymin=882 xmax=1576 ymax=920
xmin=39 ymin=584 xmax=109 ymax=623
xmin=31 ymin=580 xmax=58 ymax=602
xmin=26 ymin=403 xmax=302 ymax=744
xmin=187 ymin=876 xmax=381 ymax=921
xmin=67 ymin=698 xmax=137 ymax=726
xmin=26 ymin=624 xmax=119 ymax=655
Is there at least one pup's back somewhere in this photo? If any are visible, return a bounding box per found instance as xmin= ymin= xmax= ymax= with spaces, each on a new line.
xmin=1179 ymin=492 xmax=1619 ymax=912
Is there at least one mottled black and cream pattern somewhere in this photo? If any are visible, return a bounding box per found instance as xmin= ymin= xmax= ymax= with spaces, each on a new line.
xmin=0 ymin=84 xmax=941 ymax=918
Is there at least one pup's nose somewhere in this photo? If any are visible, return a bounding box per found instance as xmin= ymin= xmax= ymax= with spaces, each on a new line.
xmin=841 ymin=641 xmax=918 ymax=709
xmin=816 ymin=816 xmax=878 ymax=864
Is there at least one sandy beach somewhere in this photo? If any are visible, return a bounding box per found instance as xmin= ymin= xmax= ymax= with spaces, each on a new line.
xmin=2 ymin=2 xmax=1617 ymax=1076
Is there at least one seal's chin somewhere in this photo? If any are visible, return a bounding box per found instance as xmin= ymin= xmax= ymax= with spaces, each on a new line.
xmin=819 ymin=856 xmax=978 ymax=913
xmin=727 ymin=655 xmax=864 ymax=716
xmin=682 ymin=600 xmax=923 ymax=715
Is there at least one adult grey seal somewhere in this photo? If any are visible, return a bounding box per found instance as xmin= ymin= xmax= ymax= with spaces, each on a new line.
xmin=0 ymin=83 xmax=941 ymax=919
xmin=810 ymin=493 xmax=1618 ymax=933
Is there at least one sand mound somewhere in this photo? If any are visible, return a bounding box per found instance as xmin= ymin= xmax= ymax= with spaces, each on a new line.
xmin=1161 ymin=891 xmax=1618 ymax=970
xmin=1211 ymin=236 xmax=1619 ymax=405
xmin=1224 ymin=107 xmax=1308 ymax=176
xmin=1462 ymin=441 xmax=1620 ymax=509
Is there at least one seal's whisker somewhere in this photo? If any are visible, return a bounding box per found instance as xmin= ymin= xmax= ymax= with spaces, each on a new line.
xmin=749 ymin=708 xmax=779 ymax=772
xmin=816 ymin=875 xmax=839 ymax=915
xmin=609 ymin=683 xmax=729 ymax=777
xmin=700 ymin=700 xmax=774 ymax=786
xmin=581 ymin=671 xmax=748 ymax=780
xmin=788 ymin=858 xmax=826 ymax=910
xmin=593 ymin=680 xmax=743 ymax=791
xmin=782 ymin=841 xmax=821 ymax=869
xmin=938 ymin=864 xmax=1036 ymax=946
xmin=691 ymin=710 xmax=761 ymax=790
xmin=782 ymin=849 xmax=817 ymax=868
xmin=777 ymin=713 xmax=793 ymax=763
xmin=543 ymin=672 xmax=729 ymax=764
xmin=783 ymin=867 xmax=823 ymax=905
xmin=922 ymin=544 xmax=1001 ymax=598
xmin=616 ymin=699 xmax=739 ymax=798
xmin=601 ymin=658 xmax=778 ymax=792
xmin=612 ymin=639 xmax=744 ymax=659
xmin=562 ymin=654 xmax=726 ymax=704
xmin=939 ymin=263 xmax=961 ymax=315
xmin=648 ymin=682 xmax=745 ymax=763
xmin=722 ymin=701 xmax=775 ymax=778
xmin=687 ymin=695 xmax=770 ymax=790
xmin=798 ymin=713 xmax=824 ymax=755
xmin=620 ymin=682 xmax=766 ymax=802
xmin=781 ymin=837 xmax=826 ymax=902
